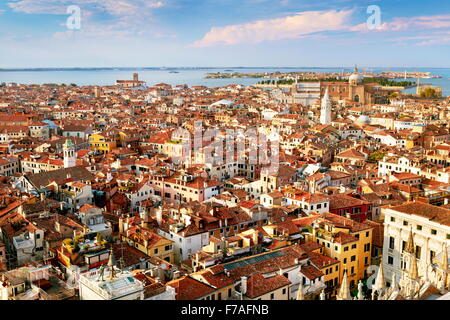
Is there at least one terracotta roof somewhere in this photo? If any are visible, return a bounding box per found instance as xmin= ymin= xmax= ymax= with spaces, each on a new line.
xmin=387 ymin=202 xmax=450 ymax=226
xmin=300 ymin=265 xmax=323 ymax=280
xmin=245 ymin=273 xmax=290 ymax=298
xmin=167 ymin=276 xmax=215 ymax=300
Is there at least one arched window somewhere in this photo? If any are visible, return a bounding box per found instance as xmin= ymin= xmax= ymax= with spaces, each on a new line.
xmin=354 ymin=95 xmax=360 ymax=102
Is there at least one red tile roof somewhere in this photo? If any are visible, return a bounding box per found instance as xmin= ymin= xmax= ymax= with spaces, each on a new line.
xmin=245 ymin=273 xmax=290 ymax=298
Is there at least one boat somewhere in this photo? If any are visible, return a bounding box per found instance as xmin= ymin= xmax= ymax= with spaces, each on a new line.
xmin=169 ymin=71 xmax=179 ymax=73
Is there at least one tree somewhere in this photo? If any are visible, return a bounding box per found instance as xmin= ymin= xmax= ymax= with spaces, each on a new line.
xmin=420 ymin=87 xmax=438 ymax=98
xmin=368 ymin=151 xmax=386 ymax=163
xmin=389 ymin=92 xmax=399 ymax=98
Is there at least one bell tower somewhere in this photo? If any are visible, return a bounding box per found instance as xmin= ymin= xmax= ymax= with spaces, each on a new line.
xmin=320 ymin=87 xmax=332 ymax=125
xmin=63 ymin=139 xmax=76 ymax=168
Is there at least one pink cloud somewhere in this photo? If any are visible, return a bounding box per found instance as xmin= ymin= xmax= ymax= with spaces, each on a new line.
xmin=192 ymin=10 xmax=354 ymax=47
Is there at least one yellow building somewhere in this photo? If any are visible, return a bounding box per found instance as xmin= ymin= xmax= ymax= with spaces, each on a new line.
xmin=120 ymin=226 xmax=174 ymax=263
xmin=306 ymin=248 xmax=341 ymax=299
xmin=214 ymin=113 xmax=232 ymax=123
xmin=89 ymin=133 xmax=117 ymax=154
xmin=294 ymin=212 xmax=373 ymax=290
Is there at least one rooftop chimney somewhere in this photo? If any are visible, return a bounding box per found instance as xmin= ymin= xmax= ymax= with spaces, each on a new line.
xmin=241 ymin=276 xmax=248 ymax=295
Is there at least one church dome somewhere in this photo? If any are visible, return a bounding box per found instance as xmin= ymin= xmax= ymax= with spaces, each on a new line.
xmin=349 ymin=73 xmax=364 ymax=85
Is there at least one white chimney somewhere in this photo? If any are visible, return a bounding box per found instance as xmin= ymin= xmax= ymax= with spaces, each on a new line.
xmin=241 ymin=276 xmax=248 ymax=295
xmin=185 ymin=215 xmax=191 ymax=227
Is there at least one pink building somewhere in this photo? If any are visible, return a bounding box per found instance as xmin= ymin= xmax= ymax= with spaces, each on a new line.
xmin=149 ymin=173 xmax=222 ymax=203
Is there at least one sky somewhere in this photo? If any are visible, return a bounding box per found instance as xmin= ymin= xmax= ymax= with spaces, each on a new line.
xmin=0 ymin=0 xmax=450 ymax=68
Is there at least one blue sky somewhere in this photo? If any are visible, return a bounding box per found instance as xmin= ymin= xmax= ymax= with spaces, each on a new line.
xmin=0 ymin=0 xmax=449 ymax=67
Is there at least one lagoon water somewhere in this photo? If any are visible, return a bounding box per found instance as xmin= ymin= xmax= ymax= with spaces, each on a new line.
xmin=1 ymin=67 xmax=450 ymax=96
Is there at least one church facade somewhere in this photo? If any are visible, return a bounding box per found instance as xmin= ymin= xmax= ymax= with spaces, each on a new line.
xmin=289 ymin=69 xmax=388 ymax=107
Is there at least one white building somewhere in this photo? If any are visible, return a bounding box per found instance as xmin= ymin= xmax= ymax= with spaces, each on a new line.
xmin=293 ymin=82 xmax=321 ymax=106
xmin=157 ymin=220 xmax=209 ymax=264
xmin=12 ymin=228 xmax=45 ymax=267
xmin=378 ymin=156 xmax=422 ymax=177
xmin=283 ymin=192 xmax=330 ymax=215
xmin=381 ymin=202 xmax=450 ymax=287
xmin=261 ymin=108 xmax=279 ymax=121
xmin=78 ymin=251 xmax=145 ymax=300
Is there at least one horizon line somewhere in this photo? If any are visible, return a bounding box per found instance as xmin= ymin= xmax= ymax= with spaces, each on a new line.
xmin=1 ymin=66 xmax=449 ymax=71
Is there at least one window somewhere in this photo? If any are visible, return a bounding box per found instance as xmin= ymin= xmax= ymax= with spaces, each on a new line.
xmin=416 ymin=225 xmax=422 ymax=231
xmin=282 ymin=288 xmax=286 ymax=295
xmin=344 ymin=246 xmax=349 ymax=252
xmin=364 ymin=243 xmax=370 ymax=252
xmin=270 ymin=293 xmax=274 ymax=300
xmin=390 ymin=217 xmax=395 ymax=222
xmin=402 ymin=241 xmax=407 ymax=252
xmin=389 ymin=237 xmax=395 ymax=250
xmin=366 ymin=231 xmax=369 ymax=237
xmin=403 ymin=221 xmax=408 ymax=226
xmin=351 ymin=244 xmax=357 ymax=249
xmin=415 ymin=246 xmax=421 ymax=259
xmin=430 ymin=250 xmax=436 ymax=263
xmin=343 ymin=258 xmax=347 ymax=264
xmin=431 ymin=229 xmax=437 ymax=235
xmin=387 ymin=256 xmax=394 ymax=265
xmin=364 ymin=257 xmax=369 ymax=265
xmin=351 ymin=255 xmax=356 ymax=262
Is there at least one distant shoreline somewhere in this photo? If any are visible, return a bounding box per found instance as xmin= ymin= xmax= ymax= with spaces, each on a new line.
xmin=1 ymin=67 xmax=450 ymax=72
